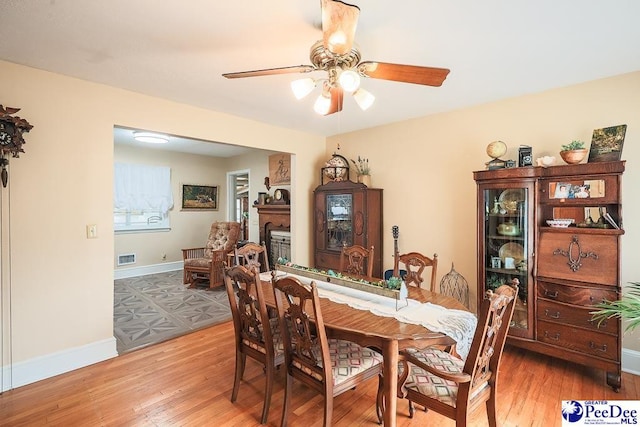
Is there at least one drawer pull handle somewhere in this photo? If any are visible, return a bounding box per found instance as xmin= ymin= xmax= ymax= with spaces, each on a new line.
xmin=589 ymin=342 xmax=608 ymax=353
xmin=552 ymin=235 xmax=599 ymax=272
xmin=544 ymin=290 xmax=558 ymax=298
xmin=589 ymin=318 xmax=608 ymax=328
xmin=545 ymin=309 xmax=560 ymax=319
xmin=544 ymin=331 xmax=560 ymax=341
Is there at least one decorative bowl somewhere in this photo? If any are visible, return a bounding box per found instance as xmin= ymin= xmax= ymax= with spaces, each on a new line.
xmin=536 ymin=156 xmax=556 ymax=167
xmin=559 ymin=149 xmax=588 ymax=165
xmin=546 ymin=218 xmax=574 ymax=228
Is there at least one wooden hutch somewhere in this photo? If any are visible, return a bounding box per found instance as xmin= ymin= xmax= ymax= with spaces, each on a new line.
xmin=474 ymin=161 xmax=624 ymax=390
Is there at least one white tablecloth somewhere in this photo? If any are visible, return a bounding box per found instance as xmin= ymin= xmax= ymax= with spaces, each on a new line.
xmin=262 ymin=271 xmax=477 ymax=359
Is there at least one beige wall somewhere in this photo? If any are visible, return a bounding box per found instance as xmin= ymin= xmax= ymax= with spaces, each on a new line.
xmin=2 ymin=58 xmax=638 ymax=387
xmin=329 ymin=71 xmax=640 ymax=350
xmin=0 ymin=60 xmax=325 ymax=376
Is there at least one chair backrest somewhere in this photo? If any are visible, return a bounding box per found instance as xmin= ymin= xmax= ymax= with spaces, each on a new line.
xmin=205 ymin=221 xmax=241 ymax=257
xmin=235 ymin=241 xmax=270 ymax=273
xmin=462 ymin=283 xmax=517 ymax=397
xmin=339 ymin=244 xmax=374 ymax=277
xmin=439 ymin=263 xmax=470 ymax=308
xmin=393 ymin=251 xmax=438 ymax=291
xmin=272 ymin=274 xmax=332 ymax=396
xmin=224 ymin=264 xmax=276 ymax=361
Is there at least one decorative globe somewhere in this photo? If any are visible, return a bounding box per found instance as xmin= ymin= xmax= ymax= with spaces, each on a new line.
xmin=486 ymin=141 xmax=507 ymax=159
xmin=323 ymin=153 xmax=349 ymax=181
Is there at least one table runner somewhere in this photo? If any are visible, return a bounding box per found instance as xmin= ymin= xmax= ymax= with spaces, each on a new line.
xmin=262 ymin=271 xmax=477 ymax=359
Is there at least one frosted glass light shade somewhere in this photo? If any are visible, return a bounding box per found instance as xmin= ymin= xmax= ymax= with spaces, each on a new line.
xmin=291 ymin=78 xmax=316 ymax=100
xmin=133 ymin=131 xmax=169 ymax=144
xmin=353 ymin=88 xmax=375 ymax=111
xmin=313 ymin=93 xmax=332 ymax=115
xmin=338 ymin=69 xmax=361 ymax=92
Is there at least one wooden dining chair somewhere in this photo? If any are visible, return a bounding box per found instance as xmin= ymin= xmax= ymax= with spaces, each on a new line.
xmin=393 ymin=251 xmax=438 ymax=291
xmin=223 ymin=265 xmax=284 ymax=424
xmin=271 ymin=273 xmax=384 ymax=427
xmin=386 ymin=283 xmax=517 ymax=426
xmin=234 ymin=241 xmax=270 ymax=273
xmin=339 ymin=244 xmax=374 ymax=277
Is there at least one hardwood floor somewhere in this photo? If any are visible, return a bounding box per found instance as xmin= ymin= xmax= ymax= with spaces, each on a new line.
xmin=1 ymin=321 xmax=638 ymax=426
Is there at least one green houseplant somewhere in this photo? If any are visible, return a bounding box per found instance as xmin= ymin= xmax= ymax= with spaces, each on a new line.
xmin=592 ymin=282 xmax=640 ymax=332
xmin=560 ymin=140 xmax=588 ymax=164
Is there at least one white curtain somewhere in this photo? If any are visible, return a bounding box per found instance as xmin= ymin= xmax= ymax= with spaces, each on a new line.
xmin=114 ymin=163 xmax=173 ymax=215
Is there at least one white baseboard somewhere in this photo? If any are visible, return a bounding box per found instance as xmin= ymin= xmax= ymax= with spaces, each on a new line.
xmin=114 ymin=261 xmax=183 ymax=279
xmin=622 ymin=348 xmax=640 ymax=376
xmin=2 ymin=337 xmax=117 ymax=392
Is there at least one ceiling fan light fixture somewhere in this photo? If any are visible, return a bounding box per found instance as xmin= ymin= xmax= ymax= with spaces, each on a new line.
xmin=133 ymin=131 xmax=169 ymax=144
xmin=291 ymin=78 xmax=316 ymax=100
xmin=338 ymin=69 xmax=361 ymax=93
xmin=313 ymin=93 xmax=332 ymax=115
xmin=353 ymin=88 xmax=375 ymax=111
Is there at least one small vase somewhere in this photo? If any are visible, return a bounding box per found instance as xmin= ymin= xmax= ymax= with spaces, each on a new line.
xmin=358 ymin=174 xmax=371 ymax=187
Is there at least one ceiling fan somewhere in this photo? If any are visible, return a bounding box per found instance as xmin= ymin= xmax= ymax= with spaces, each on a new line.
xmin=222 ymin=0 xmax=450 ymax=115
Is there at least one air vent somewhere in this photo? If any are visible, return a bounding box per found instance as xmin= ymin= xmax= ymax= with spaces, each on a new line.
xmin=117 ymin=253 xmax=136 ymax=266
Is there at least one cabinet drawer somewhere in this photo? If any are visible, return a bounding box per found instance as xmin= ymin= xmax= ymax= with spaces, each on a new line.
xmin=538 ymin=232 xmax=618 ymax=286
xmin=537 ymin=299 xmax=618 ymax=335
xmin=537 ymin=281 xmax=617 ymax=306
xmin=537 ymin=320 xmax=618 ymax=361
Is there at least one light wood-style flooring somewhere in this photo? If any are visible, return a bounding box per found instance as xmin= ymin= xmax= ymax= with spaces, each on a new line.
xmin=1 ymin=320 xmax=638 ymax=426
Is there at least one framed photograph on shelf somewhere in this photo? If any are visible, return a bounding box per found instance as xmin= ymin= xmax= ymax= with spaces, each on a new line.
xmin=181 ymin=184 xmax=218 ymax=210
xmin=588 ymin=124 xmax=627 ymax=163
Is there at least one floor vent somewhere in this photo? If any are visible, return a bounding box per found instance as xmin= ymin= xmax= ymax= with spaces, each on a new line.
xmin=117 ymin=253 xmax=136 ymax=266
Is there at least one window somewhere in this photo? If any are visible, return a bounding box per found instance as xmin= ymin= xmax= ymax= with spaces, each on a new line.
xmin=114 ymin=163 xmax=173 ymax=233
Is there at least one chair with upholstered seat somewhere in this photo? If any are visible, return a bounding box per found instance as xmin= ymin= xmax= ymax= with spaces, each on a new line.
xmin=182 ymin=221 xmax=240 ymax=289
xmin=393 ymin=251 xmax=438 ymax=291
xmin=388 ymin=283 xmax=517 ymax=426
xmin=339 ymin=244 xmax=374 ymax=277
xmin=271 ymin=273 xmax=383 ymax=427
xmin=224 ymin=264 xmax=284 ymax=424
xmin=234 ymin=241 xmax=270 ymax=273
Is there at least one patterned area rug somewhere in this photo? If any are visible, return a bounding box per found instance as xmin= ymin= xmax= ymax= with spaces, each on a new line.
xmin=114 ymin=271 xmax=232 ymax=354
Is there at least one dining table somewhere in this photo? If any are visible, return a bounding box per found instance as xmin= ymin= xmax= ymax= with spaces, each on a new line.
xmin=259 ymin=270 xmax=471 ymax=427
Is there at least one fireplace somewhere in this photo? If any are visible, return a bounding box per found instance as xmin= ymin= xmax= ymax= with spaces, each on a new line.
xmin=254 ymin=204 xmax=290 ymax=266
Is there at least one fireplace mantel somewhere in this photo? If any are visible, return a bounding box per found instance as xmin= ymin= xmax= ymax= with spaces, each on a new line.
xmin=254 ymin=204 xmax=291 ymax=262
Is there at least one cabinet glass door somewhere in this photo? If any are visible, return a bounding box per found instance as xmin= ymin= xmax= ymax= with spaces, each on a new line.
xmin=483 ymin=186 xmax=531 ymax=336
xmin=326 ymin=193 xmax=353 ymax=250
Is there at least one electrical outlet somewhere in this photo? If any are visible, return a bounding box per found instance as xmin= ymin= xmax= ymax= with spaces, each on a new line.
xmin=86 ymin=224 xmax=98 ymax=239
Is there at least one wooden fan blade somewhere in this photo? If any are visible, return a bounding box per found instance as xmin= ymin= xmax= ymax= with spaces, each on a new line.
xmin=358 ymin=62 xmax=450 ymax=86
xmin=322 ymin=0 xmax=360 ymax=55
xmin=223 ymin=65 xmax=315 ymax=79
xmin=326 ymin=86 xmax=344 ymax=115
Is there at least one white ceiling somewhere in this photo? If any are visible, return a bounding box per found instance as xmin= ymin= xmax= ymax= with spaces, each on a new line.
xmin=2 ymin=0 xmax=640 ymax=141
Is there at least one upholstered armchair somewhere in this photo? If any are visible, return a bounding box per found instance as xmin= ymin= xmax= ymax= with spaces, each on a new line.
xmin=182 ymin=221 xmax=240 ymax=289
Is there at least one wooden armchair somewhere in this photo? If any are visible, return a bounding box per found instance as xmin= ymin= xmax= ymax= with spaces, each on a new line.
xmin=339 ymin=244 xmax=375 ymax=277
xmin=182 ymin=221 xmax=240 ymax=289
xmin=272 ymin=273 xmax=383 ymax=426
xmin=393 ymin=251 xmax=438 ymax=291
xmin=383 ymin=283 xmax=517 ymax=426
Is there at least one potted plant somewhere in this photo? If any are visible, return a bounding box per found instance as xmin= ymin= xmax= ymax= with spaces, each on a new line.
xmin=592 ymin=282 xmax=640 ymax=332
xmin=560 ymin=140 xmax=588 ymax=164
xmin=350 ymin=155 xmax=371 ymax=186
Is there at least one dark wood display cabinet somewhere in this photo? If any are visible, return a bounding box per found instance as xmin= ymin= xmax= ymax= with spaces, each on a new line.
xmin=313 ymin=180 xmax=383 ymax=278
xmin=474 ymin=161 xmax=624 ymax=391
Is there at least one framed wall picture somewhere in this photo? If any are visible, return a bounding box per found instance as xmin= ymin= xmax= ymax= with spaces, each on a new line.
xmin=588 ymin=124 xmax=627 ymax=163
xmin=269 ymin=153 xmax=291 ymax=185
xmin=181 ymin=184 xmax=219 ymax=210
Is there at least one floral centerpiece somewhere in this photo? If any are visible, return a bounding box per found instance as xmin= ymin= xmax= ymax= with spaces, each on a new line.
xmin=350 ymin=156 xmax=372 ymax=185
